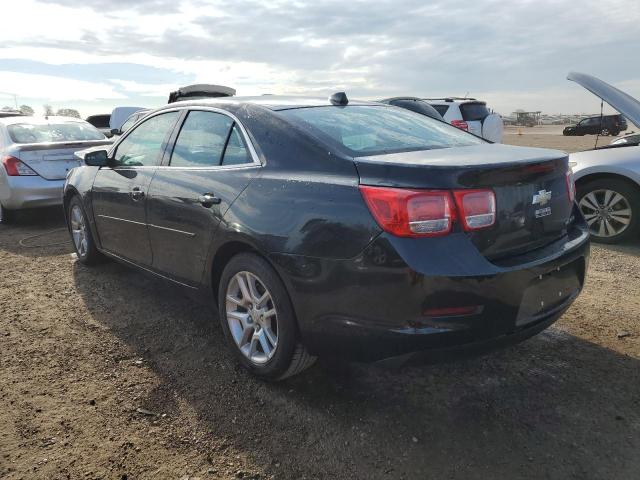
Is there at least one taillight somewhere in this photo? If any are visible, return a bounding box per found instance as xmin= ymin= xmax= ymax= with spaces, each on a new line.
xmin=359 ymin=186 xmax=454 ymax=237
xmin=453 ymin=189 xmax=496 ymax=231
xmin=565 ymin=169 xmax=576 ymax=204
xmin=450 ymin=119 xmax=469 ymax=131
xmin=359 ymin=186 xmax=496 ymax=237
xmin=2 ymin=156 xmax=37 ymax=176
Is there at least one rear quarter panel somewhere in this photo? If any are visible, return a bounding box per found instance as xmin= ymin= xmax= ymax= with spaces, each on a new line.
xmin=570 ymin=146 xmax=640 ymax=186
xmin=215 ymin=104 xmax=381 ymax=260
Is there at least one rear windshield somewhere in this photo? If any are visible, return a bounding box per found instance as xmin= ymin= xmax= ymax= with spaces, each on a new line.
xmin=460 ymin=102 xmax=490 ymax=121
xmin=86 ymin=115 xmax=110 ymax=128
xmin=431 ymin=104 xmax=450 ymax=117
xmin=8 ymin=122 xmax=105 ymax=144
xmin=280 ymin=105 xmax=483 ymax=156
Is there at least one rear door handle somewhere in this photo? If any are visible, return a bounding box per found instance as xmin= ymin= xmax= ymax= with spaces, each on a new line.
xmin=130 ymin=187 xmax=145 ymax=201
xmin=198 ymin=193 xmax=221 ymax=208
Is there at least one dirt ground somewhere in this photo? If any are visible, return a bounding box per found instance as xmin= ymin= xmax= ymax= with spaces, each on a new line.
xmin=1 ymin=131 xmax=639 ymax=479
xmin=503 ymin=125 xmax=638 ymax=153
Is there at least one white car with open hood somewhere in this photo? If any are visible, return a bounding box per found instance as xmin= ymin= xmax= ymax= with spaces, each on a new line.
xmin=568 ymin=72 xmax=640 ymax=244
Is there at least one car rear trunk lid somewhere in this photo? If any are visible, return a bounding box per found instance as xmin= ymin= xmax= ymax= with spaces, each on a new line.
xmin=354 ymin=144 xmax=574 ymax=260
xmin=15 ymin=140 xmax=112 ymax=180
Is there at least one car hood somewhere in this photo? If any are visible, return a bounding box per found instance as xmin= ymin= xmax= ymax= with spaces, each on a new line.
xmin=568 ymin=72 xmax=640 ymax=129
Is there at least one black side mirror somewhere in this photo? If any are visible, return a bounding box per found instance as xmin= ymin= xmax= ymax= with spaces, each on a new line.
xmin=110 ymin=128 xmax=121 ymax=136
xmin=77 ymin=149 xmax=110 ymax=167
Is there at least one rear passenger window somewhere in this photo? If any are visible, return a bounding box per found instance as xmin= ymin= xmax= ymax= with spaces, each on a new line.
xmin=432 ymin=104 xmax=450 ymax=117
xmin=170 ymin=111 xmax=233 ymax=167
xmin=221 ymin=124 xmax=251 ymax=166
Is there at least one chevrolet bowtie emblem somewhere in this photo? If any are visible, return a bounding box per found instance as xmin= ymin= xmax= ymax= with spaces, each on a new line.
xmin=532 ymin=190 xmax=552 ymax=206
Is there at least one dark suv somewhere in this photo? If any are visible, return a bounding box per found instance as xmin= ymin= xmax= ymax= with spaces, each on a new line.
xmin=563 ymin=114 xmax=627 ymax=136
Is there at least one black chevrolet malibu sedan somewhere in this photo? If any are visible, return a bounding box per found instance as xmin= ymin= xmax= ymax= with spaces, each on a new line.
xmin=64 ymin=94 xmax=590 ymax=380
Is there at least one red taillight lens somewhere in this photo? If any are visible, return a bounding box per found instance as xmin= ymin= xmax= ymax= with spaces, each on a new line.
xmin=453 ymin=189 xmax=496 ymax=231
xmin=565 ymin=169 xmax=576 ymax=204
xmin=359 ymin=186 xmax=454 ymax=237
xmin=2 ymin=156 xmax=37 ymax=176
xmin=450 ymin=119 xmax=469 ymax=131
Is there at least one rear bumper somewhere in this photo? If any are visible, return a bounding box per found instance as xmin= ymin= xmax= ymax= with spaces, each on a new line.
xmin=0 ymin=175 xmax=64 ymax=209
xmin=271 ymin=220 xmax=590 ymax=362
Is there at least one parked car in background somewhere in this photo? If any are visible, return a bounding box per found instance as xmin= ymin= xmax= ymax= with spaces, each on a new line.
xmin=109 ymin=106 xmax=146 ymax=133
xmin=0 ymin=110 xmax=25 ymax=118
xmin=85 ymin=114 xmax=113 ymax=137
xmin=611 ymin=132 xmax=640 ymax=146
xmin=111 ymin=109 xmax=150 ymax=137
xmin=376 ymin=97 xmax=443 ymax=121
xmin=563 ymin=114 xmax=626 ymax=137
xmin=568 ymin=72 xmax=640 ymax=243
xmin=425 ymin=97 xmax=504 ymax=143
xmin=0 ymin=116 xmax=110 ymax=223
xmin=168 ymin=84 xmax=235 ymax=103
xmin=65 ymin=93 xmax=588 ymax=380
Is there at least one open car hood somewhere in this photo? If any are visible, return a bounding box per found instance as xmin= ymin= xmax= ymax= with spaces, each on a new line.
xmin=568 ymin=72 xmax=640 ymax=129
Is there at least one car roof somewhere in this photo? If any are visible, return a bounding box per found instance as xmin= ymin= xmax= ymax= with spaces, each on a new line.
xmin=154 ymin=95 xmax=383 ymax=112
xmin=378 ymin=96 xmax=424 ymax=102
xmin=0 ymin=115 xmax=89 ymax=126
xmin=424 ymin=98 xmax=485 ymax=105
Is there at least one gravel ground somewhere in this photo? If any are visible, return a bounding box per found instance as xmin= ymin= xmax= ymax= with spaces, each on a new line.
xmin=1 ymin=132 xmax=639 ymax=479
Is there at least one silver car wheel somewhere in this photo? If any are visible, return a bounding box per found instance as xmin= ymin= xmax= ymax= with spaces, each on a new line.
xmin=225 ymin=271 xmax=278 ymax=365
xmin=579 ymin=189 xmax=632 ymax=238
xmin=70 ymin=205 xmax=88 ymax=256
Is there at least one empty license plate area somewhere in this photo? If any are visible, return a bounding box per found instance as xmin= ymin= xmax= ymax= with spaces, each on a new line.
xmin=516 ymin=260 xmax=582 ymax=327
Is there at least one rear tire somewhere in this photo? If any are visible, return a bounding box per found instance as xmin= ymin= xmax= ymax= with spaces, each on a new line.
xmin=218 ymin=253 xmax=316 ymax=381
xmin=577 ymin=178 xmax=640 ymax=244
xmin=0 ymin=203 xmax=13 ymax=224
xmin=67 ymin=196 xmax=103 ymax=264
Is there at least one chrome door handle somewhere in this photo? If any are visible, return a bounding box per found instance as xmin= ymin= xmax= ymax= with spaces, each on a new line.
xmin=130 ymin=187 xmax=145 ymax=201
xmin=198 ymin=193 xmax=221 ymax=207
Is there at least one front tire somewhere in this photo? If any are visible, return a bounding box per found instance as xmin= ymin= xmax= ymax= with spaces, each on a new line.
xmin=577 ymin=178 xmax=640 ymax=244
xmin=601 ymin=128 xmax=610 ymax=136
xmin=67 ymin=196 xmax=103 ymax=264
xmin=218 ymin=253 xmax=315 ymax=380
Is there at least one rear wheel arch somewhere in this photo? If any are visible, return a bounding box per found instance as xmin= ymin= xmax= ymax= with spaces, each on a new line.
xmin=210 ymin=241 xmax=258 ymax=299
xmin=576 ymin=172 xmax=640 ymax=193
xmin=210 ymin=241 xmax=303 ymax=329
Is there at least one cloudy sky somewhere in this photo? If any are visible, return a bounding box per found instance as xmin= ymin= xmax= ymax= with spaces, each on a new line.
xmin=0 ymin=0 xmax=638 ymax=117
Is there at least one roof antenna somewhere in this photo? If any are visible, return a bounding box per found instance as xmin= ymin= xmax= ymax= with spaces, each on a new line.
xmin=594 ymin=98 xmax=604 ymax=149
xmin=329 ymin=92 xmax=348 ymax=106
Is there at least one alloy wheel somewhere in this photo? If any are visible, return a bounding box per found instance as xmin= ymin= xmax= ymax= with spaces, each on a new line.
xmin=225 ymin=271 xmax=278 ymax=364
xmin=579 ymin=189 xmax=632 ymax=238
xmin=70 ymin=205 xmax=88 ymax=256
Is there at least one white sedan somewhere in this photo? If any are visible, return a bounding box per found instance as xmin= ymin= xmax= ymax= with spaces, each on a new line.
xmin=568 ymin=72 xmax=640 ymax=244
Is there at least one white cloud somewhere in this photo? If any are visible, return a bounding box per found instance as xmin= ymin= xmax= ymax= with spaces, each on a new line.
xmin=0 ymin=0 xmax=638 ymax=115
xmin=0 ymin=71 xmax=124 ymax=102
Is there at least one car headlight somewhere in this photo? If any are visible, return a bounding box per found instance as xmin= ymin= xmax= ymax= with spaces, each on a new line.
xmin=568 ymin=161 xmax=577 ymax=168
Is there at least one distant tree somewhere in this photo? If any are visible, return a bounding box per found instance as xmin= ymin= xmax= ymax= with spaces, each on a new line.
xmin=56 ymin=108 xmax=80 ymax=118
xmin=43 ymin=104 xmax=54 ymax=116
xmin=1 ymin=106 xmax=13 ymax=111
xmin=19 ymin=105 xmax=34 ymax=115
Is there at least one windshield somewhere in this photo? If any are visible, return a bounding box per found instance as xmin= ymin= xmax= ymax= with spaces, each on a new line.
xmin=8 ymin=122 xmax=105 ymax=144
xmin=280 ymin=105 xmax=483 ymax=156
